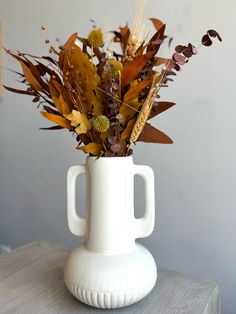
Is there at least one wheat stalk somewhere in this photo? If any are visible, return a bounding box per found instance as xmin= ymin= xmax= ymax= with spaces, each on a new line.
xmin=129 ymin=72 xmax=164 ymax=144
xmin=124 ymin=0 xmax=147 ymax=59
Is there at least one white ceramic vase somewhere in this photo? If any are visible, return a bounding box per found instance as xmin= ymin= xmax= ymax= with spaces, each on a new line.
xmin=64 ymin=156 xmax=157 ymax=309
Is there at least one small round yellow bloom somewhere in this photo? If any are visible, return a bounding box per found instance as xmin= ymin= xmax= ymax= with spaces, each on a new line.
xmin=88 ymin=28 xmax=104 ymax=48
xmin=108 ymin=59 xmax=123 ymax=80
xmin=92 ymin=115 xmax=110 ymax=133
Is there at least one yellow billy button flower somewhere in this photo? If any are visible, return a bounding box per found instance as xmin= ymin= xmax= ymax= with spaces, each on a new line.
xmin=92 ymin=115 xmax=110 ymax=133
xmin=88 ymin=28 xmax=104 ymax=49
xmin=108 ymin=59 xmax=123 ymax=80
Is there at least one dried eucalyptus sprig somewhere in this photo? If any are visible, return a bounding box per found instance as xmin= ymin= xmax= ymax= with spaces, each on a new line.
xmin=4 ymin=18 xmax=221 ymax=157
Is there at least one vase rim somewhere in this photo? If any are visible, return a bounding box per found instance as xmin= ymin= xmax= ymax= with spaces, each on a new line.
xmin=86 ymin=155 xmax=133 ymax=160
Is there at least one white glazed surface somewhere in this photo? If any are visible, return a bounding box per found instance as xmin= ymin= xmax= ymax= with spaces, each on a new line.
xmin=65 ymin=156 xmax=156 ymax=308
xmin=64 ymin=243 xmax=157 ymax=309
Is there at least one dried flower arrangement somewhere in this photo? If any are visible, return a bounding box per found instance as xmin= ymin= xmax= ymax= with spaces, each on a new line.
xmin=4 ymin=18 xmax=221 ymax=157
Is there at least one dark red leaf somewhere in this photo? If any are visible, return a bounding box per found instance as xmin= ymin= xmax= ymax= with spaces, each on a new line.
xmin=207 ymin=30 xmax=222 ymax=41
xmin=40 ymin=125 xmax=64 ymax=130
xmin=182 ymin=48 xmax=192 ymax=58
xmin=33 ymin=96 xmax=40 ymax=103
xmin=112 ymin=31 xmax=122 ymax=42
xmin=175 ymin=45 xmax=185 ymax=53
xmin=42 ymin=56 xmax=57 ymax=64
xmin=36 ymin=61 xmax=62 ymax=84
xmin=174 ymin=63 xmax=181 ymax=71
xmin=43 ymin=105 xmax=60 ymax=115
xmin=188 ymin=43 xmax=197 ymax=55
xmin=3 ymin=85 xmax=33 ymax=95
xmin=202 ymin=34 xmax=212 ymax=46
xmin=173 ymin=53 xmax=186 ymax=65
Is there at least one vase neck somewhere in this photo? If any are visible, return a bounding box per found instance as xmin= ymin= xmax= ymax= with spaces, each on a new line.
xmin=84 ymin=157 xmax=136 ymax=254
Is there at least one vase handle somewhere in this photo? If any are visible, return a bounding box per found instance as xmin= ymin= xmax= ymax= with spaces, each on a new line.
xmin=67 ymin=165 xmax=87 ymax=237
xmin=133 ymin=165 xmax=155 ymax=239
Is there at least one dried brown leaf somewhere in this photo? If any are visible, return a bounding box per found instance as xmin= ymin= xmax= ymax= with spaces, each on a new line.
xmin=135 ymin=43 xmax=147 ymax=57
xmin=147 ymin=25 xmax=166 ymax=54
xmin=154 ymin=57 xmax=171 ymax=67
xmin=137 ymin=123 xmax=173 ymax=143
xmin=149 ymin=102 xmax=175 ymax=119
xmin=129 ymin=73 xmax=162 ymax=144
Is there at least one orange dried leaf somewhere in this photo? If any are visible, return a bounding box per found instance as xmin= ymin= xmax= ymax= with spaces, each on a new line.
xmin=121 ymin=118 xmax=136 ymax=141
xmin=59 ymin=94 xmax=71 ymax=114
xmin=62 ymin=44 xmax=100 ymax=107
xmin=149 ymin=18 xmax=164 ymax=31
xmin=48 ymin=81 xmax=61 ymax=113
xmin=59 ymin=32 xmax=78 ymax=68
xmin=135 ymin=43 xmax=148 ymax=57
xmin=121 ymin=51 xmax=155 ymax=87
xmin=124 ymin=78 xmax=152 ymax=103
xmin=119 ymin=97 xmax=140 ymax=120
xmin=20 ymin=61 xmax=43 ymax=92
xmin=40 ymin=112 xmax=72 ymax=129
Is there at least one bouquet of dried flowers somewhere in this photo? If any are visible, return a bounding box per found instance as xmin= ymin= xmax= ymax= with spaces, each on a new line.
xmin=4 ymin=18 xmax=221 ymax=157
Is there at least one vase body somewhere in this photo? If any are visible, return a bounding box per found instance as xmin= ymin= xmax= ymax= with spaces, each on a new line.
xmin=64 ymin=156 xmax=157 ymax=309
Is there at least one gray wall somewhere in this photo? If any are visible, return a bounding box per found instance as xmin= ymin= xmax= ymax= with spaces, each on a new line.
xmin=0 ymin=0 xmax=235 ymax=313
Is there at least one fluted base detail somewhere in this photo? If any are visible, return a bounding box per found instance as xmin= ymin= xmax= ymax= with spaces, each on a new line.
xmin=65 ymin=280 xmax=152 ymax=309
xmin=64 ymin=243 xmax=157 ymax=309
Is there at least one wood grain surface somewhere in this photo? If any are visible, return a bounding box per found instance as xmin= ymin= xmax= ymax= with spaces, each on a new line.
xmin=0 ymin=241 xmax=220 ymax=313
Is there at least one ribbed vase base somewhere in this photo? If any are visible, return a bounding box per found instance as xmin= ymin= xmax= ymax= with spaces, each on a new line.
xmin=65 ymin=280 xmax=153 ymax=309
xmin=64 ymin=243 xmax=157 ymax=309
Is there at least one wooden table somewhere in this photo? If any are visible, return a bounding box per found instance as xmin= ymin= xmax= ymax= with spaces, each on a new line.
xmin=0 ymin=241 xmax=220 ymax=313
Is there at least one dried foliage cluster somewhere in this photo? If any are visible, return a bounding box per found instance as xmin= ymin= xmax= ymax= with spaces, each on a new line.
xmin=4 ymin=18 xmax=221 ymax=157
